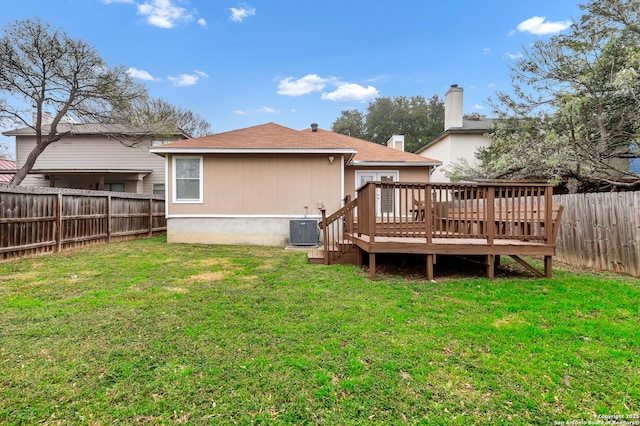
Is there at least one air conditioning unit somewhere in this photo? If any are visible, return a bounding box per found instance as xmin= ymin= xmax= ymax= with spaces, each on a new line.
xmin=289 ymin=219 xmax=319 ymax=246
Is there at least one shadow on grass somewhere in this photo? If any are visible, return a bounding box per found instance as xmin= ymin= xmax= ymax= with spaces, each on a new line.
xmin=361 ymin=253 xmax=539 ymax=281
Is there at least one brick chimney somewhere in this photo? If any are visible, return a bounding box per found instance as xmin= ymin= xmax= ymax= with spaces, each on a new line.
xmin=444 ymin=84 xmax=464 ymax=130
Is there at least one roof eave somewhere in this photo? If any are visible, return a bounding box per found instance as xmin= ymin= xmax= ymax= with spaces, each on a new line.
xmin=28 ymin=168 xmax=154 ymax=174
xmin=2 ymin=127 xmax=188 ymax=138
xmin=350 ymin=161 xmax=442 ymax=167
xmin=150 ymin=148 xmax=358 ymax=155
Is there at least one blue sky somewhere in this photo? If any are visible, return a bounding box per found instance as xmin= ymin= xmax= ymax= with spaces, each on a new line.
xmin=2 ymin=0 xmax=584 ymax=154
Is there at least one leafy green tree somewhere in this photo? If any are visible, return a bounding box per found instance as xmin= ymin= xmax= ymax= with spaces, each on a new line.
xmin=463 ymin=0 xmax=640 ymax=192
xmin=331 ymin=95 xmax=444 ymax=152
xmin=331 ymin=109 xmax=366 ymax=139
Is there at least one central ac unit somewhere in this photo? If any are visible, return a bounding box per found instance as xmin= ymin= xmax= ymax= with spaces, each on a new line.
xmin=289 ymin=219 xmax=319 ymax=246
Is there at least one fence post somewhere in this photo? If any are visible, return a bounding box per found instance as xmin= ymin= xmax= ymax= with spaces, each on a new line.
xmin=56 ymin=192 xmax=62 ymax=252
xmin=148 ymin=198 xmax=153 ymax=237
xmin=106 ymin=195 xmax=112 ymax=243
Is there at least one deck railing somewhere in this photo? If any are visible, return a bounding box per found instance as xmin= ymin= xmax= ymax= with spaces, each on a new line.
xmin=356 ymin=181 xmax=558 ymax=244
xmin=320 ymin=196 xmax=358 ymax=264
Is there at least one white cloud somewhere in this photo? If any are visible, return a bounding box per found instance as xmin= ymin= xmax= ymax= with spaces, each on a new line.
xmin=137 ymin=0 xmax=193 ymax=29
xmin=277 ymin=74 xmax=330 ymax=96
xmin=127 ymin=67 xmax=157 ymax=81
xmin=168 ymin=74 xmax=198 ymax=87
xmin=472 ymin=104 xmax=485 ymax=110
xmin=230 ymin=6 xmax=256 ymax=23
xmin=321 ymin=83 xmax=379 ymax=103
xmin=488 ymin=83 xmax=496 ymax=88
xmin=483 ymin=48 xmax=491 ymax=54
xmin=197 ymin=18 xmax=207 ymax=27
xmin=278 ymin=74 xmax=379 ymax=102
xmin=367 ymin=74 xmax=390 ymax=83
xmin=515 ymin=16 xmax=572 ymax=35
xmin=168 ymin=70 xmax=208 ymax=87
xmin=507 ymin=52 xmax=523 ymax=60
xmin=233 ymin=106 xmax=279 ymax=116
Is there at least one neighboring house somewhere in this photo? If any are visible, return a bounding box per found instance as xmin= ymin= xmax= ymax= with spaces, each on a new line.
xmin=0 ymin=158 xmax=16 ymax=183
xmin=416 ymin=84 xmax=494 ymax=182
xmin=151 ymin=122 xmax=441 ymax=246
xmin=3 ymin=123 xmax=188 ymax=194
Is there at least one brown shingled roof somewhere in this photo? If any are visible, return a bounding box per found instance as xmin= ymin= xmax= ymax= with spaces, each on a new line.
xmin=302 ymin=128 xmax=440 ymax=165
xmin=155 ymin=123 xmax=354 ymax=151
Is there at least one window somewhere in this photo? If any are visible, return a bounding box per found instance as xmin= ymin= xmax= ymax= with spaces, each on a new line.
xmin=173 ymin=156 xmax=202 ymax=202
xmin=153 ymin=183 xmax=165 ymax=197
xmin=103 ymin=183 xmax=125 ymax=192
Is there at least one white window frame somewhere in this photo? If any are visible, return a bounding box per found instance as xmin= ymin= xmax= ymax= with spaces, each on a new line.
xmin=172 ymin=156 xmax=203 ymax=203
xmin=152 ymin=183 xmax=165 ymax=197
xmin=354 ymin=170 xmax=400 ymax=216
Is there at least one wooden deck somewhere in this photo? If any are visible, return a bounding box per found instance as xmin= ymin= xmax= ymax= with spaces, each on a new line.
xmin=317 ymin=182 xmax=563 ymax=280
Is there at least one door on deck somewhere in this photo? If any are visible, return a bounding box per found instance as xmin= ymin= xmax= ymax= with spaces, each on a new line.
xmin=356 ymin=171 xmax=399 ymax=216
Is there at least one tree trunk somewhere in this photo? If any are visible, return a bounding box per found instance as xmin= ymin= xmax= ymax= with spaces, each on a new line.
xmin=9 ymin=142 xmax=49 ymax=187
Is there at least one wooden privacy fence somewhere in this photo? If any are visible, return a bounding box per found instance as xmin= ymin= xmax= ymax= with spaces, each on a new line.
xmin=0 ymin=185 xmax=166 ymax=261
xmin=553 ymin=191 xmax=640 ymax=277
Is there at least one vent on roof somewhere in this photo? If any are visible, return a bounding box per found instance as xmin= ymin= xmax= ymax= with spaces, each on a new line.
xmin=311 ymin=123 xmax=319 ymax=132
xmin=289 ymin=219 xmax=319 ymax=246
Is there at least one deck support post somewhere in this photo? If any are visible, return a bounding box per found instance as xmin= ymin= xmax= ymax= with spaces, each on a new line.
xmin=369 ymin=253 xmax=376 ymax=280
xmin=426 ymin=254 xmax=434 ymax=281
xmin=486 ymin=255 xmax=495 ymax=279
xmin=544 ymin=256 xmax=552 ymax=278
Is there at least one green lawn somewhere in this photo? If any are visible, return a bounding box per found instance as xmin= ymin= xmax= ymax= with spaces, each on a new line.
xmin=1 ymin=236 xmax=638 ymax=425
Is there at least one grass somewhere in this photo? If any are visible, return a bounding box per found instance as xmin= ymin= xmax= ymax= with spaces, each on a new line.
xmin=0 ymin=236 xmax=638 ymax=425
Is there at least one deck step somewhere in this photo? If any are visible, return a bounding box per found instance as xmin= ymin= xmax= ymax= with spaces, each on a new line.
xmin=307 ymin=247 xmax=359 ymax=265
xmin=307 ymin=249 xmax=325 ymax=264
